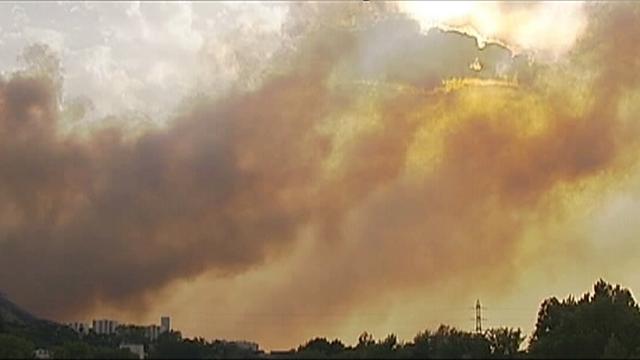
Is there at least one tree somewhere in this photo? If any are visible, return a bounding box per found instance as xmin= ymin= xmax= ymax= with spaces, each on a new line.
xmin=357 ymin=332 xmax=375 ymax=348
xmin=0 ymin=334 xmax=34 ymax=359
xmin=485 ymin=327 xmax=524 ymax=358
xmin=529 ymin=280 xmax=640 ymax=358
xmin=428 ymin=325 xmax=491 ymax=359
xmin=352 ymin=331 xmax=378 ymax=358
xmin=297 ymin=337 xmax=346 ymax=358
xmin=602 ymin=335 xmax=628 ymax=359
xmin=150 ymin=332 xmax=204 ymax=359
xmin=51 ymin=341 xmax=136 ymax=359
xmin=372 ymin=334 xmax=399 ymax=359
xmin=115 ymin=325 xmax=149 ymax=347
xmin=53 ymin=341 xmax=92 ymax=359
xmin=409 ymin=329 xmax=432 ymax=359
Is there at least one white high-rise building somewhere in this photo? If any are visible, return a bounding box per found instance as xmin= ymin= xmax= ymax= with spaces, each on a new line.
xmin=144 ymin=316 xmax=171 ymax=341
xmin=92 ymin=319 xmax=120 ymax=335
xmin=144 ymin=325 xmax=162 ymax=341
xmin=160 ymin=316 xmax=170 ymax=333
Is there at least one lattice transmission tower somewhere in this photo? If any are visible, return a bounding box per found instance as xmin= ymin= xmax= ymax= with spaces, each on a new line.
xmin=475 ymin=299 xmax=486 ymax=333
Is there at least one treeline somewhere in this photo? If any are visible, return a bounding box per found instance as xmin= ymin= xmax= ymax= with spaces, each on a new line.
xmin=275 ymin=279 xmax=640 ymax=359
xmin=2 ymin=279 xmax=640 ymax=358
xmin=150 ymin=332 xmax=263 ymax=359
xmin=277 ymin=326 xmax=523 ymax=359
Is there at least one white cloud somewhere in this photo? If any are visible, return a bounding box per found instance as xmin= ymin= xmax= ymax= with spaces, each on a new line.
xmin=399 ymin=1 xmax=587 ymax=59
xmin=0 ymin=2 xmax=290 ymax=122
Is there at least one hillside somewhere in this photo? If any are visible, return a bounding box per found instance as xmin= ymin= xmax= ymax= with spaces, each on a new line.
xmin=0 ymin=292 xmax=38 ymax=325
xmin=0 ymin=292 xmax=79 ymax=349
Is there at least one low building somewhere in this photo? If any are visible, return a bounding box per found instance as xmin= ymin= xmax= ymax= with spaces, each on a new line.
xmin=92 ymin=319 xmax=120 ymax=335
xmin=120 ymin=344 xmax=145 ymax=360
xmin=33 ymin=348 xmax=51 ymax=359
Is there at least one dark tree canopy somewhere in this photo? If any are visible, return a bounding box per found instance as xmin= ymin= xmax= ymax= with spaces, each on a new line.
xmin=529 ymin=279 xmax=640 ymax=359
xmin=0 ymin=334 xmax=35 ymax=359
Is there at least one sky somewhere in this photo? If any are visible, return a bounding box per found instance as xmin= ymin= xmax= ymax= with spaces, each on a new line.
xmin=1 ymin=0 xmax=640 ymax=351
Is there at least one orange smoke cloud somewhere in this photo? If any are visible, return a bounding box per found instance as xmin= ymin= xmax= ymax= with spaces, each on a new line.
xmin=0 ymin=1 xmax=639 ymax=350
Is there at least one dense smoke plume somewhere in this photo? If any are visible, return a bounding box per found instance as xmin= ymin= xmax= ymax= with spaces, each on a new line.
xmin=1 ymin=1 xmax=640 ymax=348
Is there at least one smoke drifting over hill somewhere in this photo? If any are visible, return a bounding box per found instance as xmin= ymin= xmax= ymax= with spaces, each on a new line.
xmin=1 ymin=1 xmax=640 ymax=348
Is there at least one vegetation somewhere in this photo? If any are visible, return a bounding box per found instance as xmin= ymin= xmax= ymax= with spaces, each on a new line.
xmin=273 ymin=279 xmax=640 ymax=359
xmin=0 ymin=334 xmax=35 ymax=359
xmin=50 ymin=341 xmax=137 ymax=359
xmin=3 ymin=279 xmax=640 ymax=358
xmin=276 ymin=326 xmax=522 ymax=359
xmin=528 ymin=280 xmax=640 ymax=358
xmin=149 ymin=332 xmax=262 ymax=359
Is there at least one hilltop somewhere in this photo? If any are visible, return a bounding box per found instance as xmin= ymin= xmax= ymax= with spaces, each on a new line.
xmin=0 ymin=293 xmax=36 ymax=325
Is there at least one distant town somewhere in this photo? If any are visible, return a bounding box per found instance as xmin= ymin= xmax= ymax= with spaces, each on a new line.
xmin=61 ymin=316 xmax=172 ymax=359
xmin=29 ymin=315 xmax=260 ymax=359
xmin=69 ymin=316 xmax=171 ymax=340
